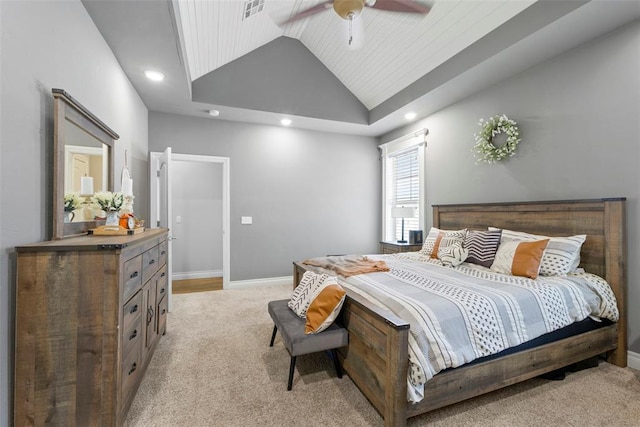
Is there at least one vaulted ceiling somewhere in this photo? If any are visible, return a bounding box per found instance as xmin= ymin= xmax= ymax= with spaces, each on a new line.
xmin=82 ymin=0 xmax=640 ymax=136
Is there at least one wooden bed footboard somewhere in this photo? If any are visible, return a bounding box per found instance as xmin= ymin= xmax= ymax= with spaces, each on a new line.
xmin=293 ymin=198 xmax=627 ymax=427
xmin=294 ymin=261 xmax=411 ymax=426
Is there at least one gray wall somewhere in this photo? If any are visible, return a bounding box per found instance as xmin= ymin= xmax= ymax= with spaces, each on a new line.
xmin=382 ymin=20 xmax=640 ymax=354
xmin=149 ymin=113 xmax=381 ymax=281
xmin=0 ymin=1 xmax=149 ymax=423
xmin=171 ymin=160 xmax=223 ymax=275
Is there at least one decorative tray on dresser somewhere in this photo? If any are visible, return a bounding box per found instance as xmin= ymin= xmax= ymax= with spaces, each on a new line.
xmin=14 ymin=228 xmax=169 ymax=426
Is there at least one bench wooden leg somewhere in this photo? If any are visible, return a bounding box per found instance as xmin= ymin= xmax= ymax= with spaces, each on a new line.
xmin=288 ymin=356 xmax=297 ymax=391
xmin=270 ymin=325 xmax=278 ymax=347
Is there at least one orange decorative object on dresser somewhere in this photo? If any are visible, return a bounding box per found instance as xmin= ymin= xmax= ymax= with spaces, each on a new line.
xmin=120 ymin=212 xmax=133 ymax=229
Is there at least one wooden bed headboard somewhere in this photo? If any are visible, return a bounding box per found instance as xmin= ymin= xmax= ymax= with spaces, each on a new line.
xmin=433 ymin=198 xmax=627 ymax=366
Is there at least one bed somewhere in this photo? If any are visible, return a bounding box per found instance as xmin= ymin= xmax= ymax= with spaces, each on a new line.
xmin=293 ymin=198 xmax=627 ymax=427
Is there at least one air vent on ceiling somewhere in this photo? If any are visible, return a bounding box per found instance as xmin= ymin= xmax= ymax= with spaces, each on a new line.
xmin=243 ymin=0 xmax=265 ymax=20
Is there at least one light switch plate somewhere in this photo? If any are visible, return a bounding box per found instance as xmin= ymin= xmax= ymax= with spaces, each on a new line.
xmin=241 ymin=216 xmax=252 ymax=225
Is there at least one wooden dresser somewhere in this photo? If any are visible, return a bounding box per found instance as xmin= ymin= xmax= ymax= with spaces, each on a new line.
xmin=14 ymin=228 xmax=169 ymax=426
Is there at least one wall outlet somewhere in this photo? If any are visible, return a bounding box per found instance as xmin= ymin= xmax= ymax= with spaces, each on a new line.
xmin=241 ymin=216 xmax=252 ymax=225
xmin=176 ymin=215 xmax=182 ymax=223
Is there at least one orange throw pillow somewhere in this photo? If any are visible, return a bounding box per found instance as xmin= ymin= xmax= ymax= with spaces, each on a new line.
xmin=305 ymin=283 xmax=346 ymax=334
xmin=491 ymin=239 xmax=550 ymax=279
xmin=511 ymin=239 xmax=550 ymax=279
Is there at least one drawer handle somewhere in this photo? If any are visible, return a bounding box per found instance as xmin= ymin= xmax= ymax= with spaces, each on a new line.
xmin=130 ymin=271 xmax=139 ymax=279
xmin=129 ymin=304 xmax=139 ymax=314
xmin=161 ymin=272 xmax=166 ymax=278
xmin=147 ymin=307 xmax=155 ymax=323
xmin=148 ymin=259 xmax=156 ymax=265
xmin=129 ymin=329 xmax=138 ymax=340
xmin=161 ymin=308 xmax=167 ymax=315
xmin=161 ymin=250 xmax=166 ymax=255
xmin=128 ymin=363 xmax=137 ymax=375
xmin=160 ymin=287 xmax=165 ymax=294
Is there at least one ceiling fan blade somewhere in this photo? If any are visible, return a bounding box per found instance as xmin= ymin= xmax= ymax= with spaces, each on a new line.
xmin=369 ymin=0 xmax=431 ymax=14
xmin=279 ymin=1 xmax=334 ymax=25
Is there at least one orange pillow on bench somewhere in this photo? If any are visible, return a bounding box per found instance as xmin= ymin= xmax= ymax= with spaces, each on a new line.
xmin=305 ymin=280 xmax=346 ymax=334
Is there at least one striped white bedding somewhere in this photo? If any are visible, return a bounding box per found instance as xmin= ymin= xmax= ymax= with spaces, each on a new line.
xmin=338 ymin=252 xmax=619 ymax=403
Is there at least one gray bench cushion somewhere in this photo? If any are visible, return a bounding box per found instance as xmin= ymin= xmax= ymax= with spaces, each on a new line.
xmin=268 ymin=299 xmax=348 ymax=357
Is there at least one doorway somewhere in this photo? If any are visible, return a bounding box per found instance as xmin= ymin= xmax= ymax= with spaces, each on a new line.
xmin=150 ymin=151 xmax=230 ymax=309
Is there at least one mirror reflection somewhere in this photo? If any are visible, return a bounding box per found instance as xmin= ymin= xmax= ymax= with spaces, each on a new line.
xmin=63 ymin=119 xmax=109 ymax=222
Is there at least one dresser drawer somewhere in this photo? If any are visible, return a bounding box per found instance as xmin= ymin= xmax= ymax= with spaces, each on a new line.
xmin=158 ymin=240 xmax=168 ymax=268
xmin=156 ymin=265 xmax=168 ymax=301
xmin=121 ymin=341 xmax=142 ymax=403
xmin=157 ymin=294 xmax=168 ymax=336
xmin=123 ymin=316 xmax=142 ymax=358
xmin=123 ymin=255 xmax=143 ymax=301
xmin=122 ymin=290 xmax=142 ymax=332
xmin=142 ymin=245 xmax=160 ymax=284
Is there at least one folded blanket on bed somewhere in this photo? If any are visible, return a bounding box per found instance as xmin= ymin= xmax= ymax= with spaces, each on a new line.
xmin=303 ymin=255 xmax=389 ymax=277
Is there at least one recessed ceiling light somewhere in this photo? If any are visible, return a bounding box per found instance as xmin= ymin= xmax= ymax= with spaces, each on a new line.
xmin=280 ymin=118 xmax=292 ymax=126
xmin=208 ymin=109 xmax=220 ymax=117
xmin=404 ymin=112 xmax=417 ymax=121
xmin=144 ymin=70 xmax=165 ymax=82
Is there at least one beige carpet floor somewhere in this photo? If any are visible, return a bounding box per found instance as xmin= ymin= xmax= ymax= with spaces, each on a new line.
xmin=125 ymin=284 xmax=640 ymax=427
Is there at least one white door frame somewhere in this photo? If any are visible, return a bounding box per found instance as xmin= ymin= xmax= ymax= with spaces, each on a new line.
xmin=150 ymin=152 xmax=231 ymax=290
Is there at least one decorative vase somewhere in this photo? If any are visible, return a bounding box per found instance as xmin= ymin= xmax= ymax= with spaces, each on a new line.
xmin=64 ymin=211 xmax=75 ymax=223
xmin=105 ymin=210 xmax=120 ymax=230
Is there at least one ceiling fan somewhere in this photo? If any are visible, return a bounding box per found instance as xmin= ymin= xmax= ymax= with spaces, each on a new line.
xmin=280 ymin=0 xmax=432 ymax=45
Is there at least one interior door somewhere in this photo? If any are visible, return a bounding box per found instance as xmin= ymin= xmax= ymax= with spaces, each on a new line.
xmin=150 ymin=148 xmax=173 ymax=311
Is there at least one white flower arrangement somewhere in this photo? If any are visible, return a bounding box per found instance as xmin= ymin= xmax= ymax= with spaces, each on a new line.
xmin=473 ymin=114 xmax=521 ymax=164
xmin=91 ymin=191 xmax=124 ymax=212
xmin=64 ymin=192 xmax=84 ymax=212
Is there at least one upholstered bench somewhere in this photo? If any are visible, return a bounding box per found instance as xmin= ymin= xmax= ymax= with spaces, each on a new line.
xmin=268 ymin=299 xmax=348 ymax=390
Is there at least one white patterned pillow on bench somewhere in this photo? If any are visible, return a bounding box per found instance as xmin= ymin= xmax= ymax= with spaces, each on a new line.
xmin=288 ymin=271 xmax=330 ymax=318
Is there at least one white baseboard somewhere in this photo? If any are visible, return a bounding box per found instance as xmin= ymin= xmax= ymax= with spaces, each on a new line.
xmin=172 ymin=270 xmax=222 ymax=281
xmin=227 ymin=275 xmax=293 ymax=290
xmin=628 ymin=350 xmax=640 ymax=370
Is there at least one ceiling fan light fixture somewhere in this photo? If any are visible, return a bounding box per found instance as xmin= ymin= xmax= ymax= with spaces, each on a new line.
xmin=333 ymin=0 xmax=365 ymax=20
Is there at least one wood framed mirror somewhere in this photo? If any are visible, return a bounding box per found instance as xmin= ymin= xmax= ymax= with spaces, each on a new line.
xmin=52 ymin=89 xmax=119 ymax=239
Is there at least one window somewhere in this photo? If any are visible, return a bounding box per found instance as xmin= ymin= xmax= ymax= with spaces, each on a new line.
xmin=380 ymin=130 xmax=426 ymax=242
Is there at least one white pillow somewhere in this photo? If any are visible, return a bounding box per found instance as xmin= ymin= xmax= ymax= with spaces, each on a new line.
xmin=419 ymin=227 xmax=466 ymax=258
xmin=438 ymin=242 xmax=469 ymax=267
xmin=288 ymin=271 xmax=329 ymax=318
xmin=490 ymin=228 xmax=586 ymax=276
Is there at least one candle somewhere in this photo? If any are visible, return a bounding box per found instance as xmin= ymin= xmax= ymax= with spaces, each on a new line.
xmin=80 ymin=176 xmax=94 ymax=195
xmin=122 ymin=176 xmax=133 ymax=197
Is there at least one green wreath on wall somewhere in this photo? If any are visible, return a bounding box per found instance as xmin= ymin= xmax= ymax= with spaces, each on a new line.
xmin=473 ymin=114 xmax=521 ymax=164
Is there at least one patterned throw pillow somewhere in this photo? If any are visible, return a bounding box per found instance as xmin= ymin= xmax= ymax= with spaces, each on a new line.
xmin=305 ymin=278 xmax=347 ymax=334
xmin=419 ymin=227 xmax=466 ymax=258
xmin=438 ymin=242 xmax=469 ymax=267
xmin=464 ymin=229 xmax=502 ymax=268
xmin=490 ymin=239 xmax=550 ymax=279
xmin=288 ymin=271 xmax=330 ymax=318
xmin=490 ymin=228 xmax=586 ymax=276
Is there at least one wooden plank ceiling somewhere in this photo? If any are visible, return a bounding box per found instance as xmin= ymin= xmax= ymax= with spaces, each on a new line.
xmin=177 ymin=0 xmax=535 ymax=110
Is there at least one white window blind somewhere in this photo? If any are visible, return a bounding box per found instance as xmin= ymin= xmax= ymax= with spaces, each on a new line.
xmin=391 ymin=147 xmax=419 ymax=240
xmin=380 ymin=129 xmax=426 ymax=243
